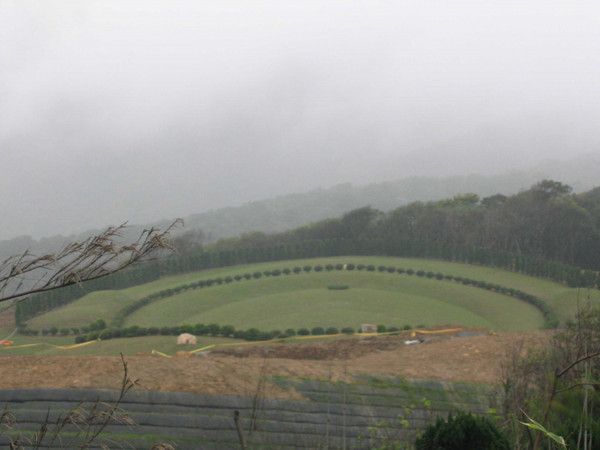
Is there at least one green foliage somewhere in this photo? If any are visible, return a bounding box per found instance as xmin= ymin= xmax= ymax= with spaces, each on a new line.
xmin=311 ymin=326 xmax=325 ymax=335
xmin=206 ymin=323 xmax=220 ymax=336
xmin=244 ymin=328 xmax=261 ymax=341
xmin=325 ymin=327 xmax=339 ymax=335
xmin=297 ymin=328 xmax=310 ymax=336
xmin=220 ymin=324 xmax=235 ymax=337
xmin=415 ymin=411 xmax=510 ymax=450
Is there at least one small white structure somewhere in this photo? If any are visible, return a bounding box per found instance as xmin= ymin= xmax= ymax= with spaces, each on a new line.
xmin=177 ymin=333 xmax=197 ymax=345
xmin=361 ymin=324 xmax=377 ymax=333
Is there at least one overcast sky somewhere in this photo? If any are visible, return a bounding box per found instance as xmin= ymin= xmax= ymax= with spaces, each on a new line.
xmin=1 ymin=1 xmax=599 ymax=240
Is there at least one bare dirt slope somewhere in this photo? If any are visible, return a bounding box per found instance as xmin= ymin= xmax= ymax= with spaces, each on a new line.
xmin=0 ymin=330 xmax=551 ymax=399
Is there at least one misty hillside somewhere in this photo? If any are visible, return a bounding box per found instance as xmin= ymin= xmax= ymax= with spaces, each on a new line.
xmin=1 ymin=155 xmax=599 ymax=264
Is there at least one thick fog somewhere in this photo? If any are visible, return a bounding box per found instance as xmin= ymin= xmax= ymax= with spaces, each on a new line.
xmin=1 ymin=1 xmax=599 ymax=240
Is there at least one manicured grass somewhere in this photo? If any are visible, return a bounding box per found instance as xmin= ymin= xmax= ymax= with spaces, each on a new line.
xmin=123 ymin=271 xmax=543 ymax=331
xmin=25 ymin=256 xmax=600 ymax=332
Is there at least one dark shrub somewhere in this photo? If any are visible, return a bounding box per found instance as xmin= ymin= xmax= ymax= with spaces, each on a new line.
xmin=50 ymin=326 xmax=58 ymax=336
xmin=85 ymin=331 xmax=99 ymax=341
xmin=416 ymin=270 xmax=425 ymax=277
xmin=403 ymin=324 xmax=413 ymax=330
xmin=74 ymin=335 xmax=86 ymax=344
xmin=303 ymin=265 xmax=312 ymax=272
xmin=297 ymin=328 xmax=310 ymax=336
xmin=293 ymin=267 xmax=302 ymax=274
xmin=135 ymin=327 xmax=148 ymax=337
xmin=244 ymin=273 xmax=252 ymax=279
xmin=253 ymin=272 xmax=262 ymax=279
xmin=341 ymin=327 xmax=355 ymax=334
xmin=263 ymin=271 xmax=271 ymax=276
xmin=179 ymin=324 xmax=193 ymax=334
xmin=224 ymin=276 xmax=233 ymax=283
xmin=193 ymin=323 xmax=207 ymax=335
xmin=245 ymin=328 xmax=261 ymax=341
xmin=207 ymin=323 xmax=220 ymax=336
xmin=367 ymin=265 xmax=375 ymax=271
xmin=406 ymin=269 xmax=415 ymax=275
xmin=377 ymin=324 xmax=387 ymax=333
xmin=221 ymin=325 xmax=235 ymax=337
xmin=335 ymin=264 xmax=344 ymax=270
xmin=272 ymin=269 xmax=281 ymax=276
xmin=435 ymin=272 xmax=444 ymax=280
xmin=325 ymin=327 xmax=339 ymax=335
xmin=99 ymin=329 xmax=114 ymax=340
xmin=377 ymin=265 xmax=386 ymax=272
xmin=415 ymin=411 xmax=510 ymax=450
xmin=148 ymin=327 xmax=160 ymax=336
xmin=233 ymin=330 xmax=246 ymax=339
xmin=387 ymin=266 xmax=396 ymax=273
xmin=396 ymin=268 xmax=405 ymax=274
xmin=346 ymin=263 xmax=355 ymax=270
xmin=325 ymin=264 xmax=334 ymax=271
xmin=160 ymin=326 xmax=172 ymax=336
xmin=388 ymin=326 xmax=400 ymax=332
xmin=314 ymin=265 xmax=324 ymax=272
xmin=426 ymin=271 xmax=435 ymax=278
xmin=60 ymin=328 xmax=70 ymax=336
xmin=311 ymin=326 xmax=325 ymax=335
xmin=357 ymin=264 xmax=365 ymax=270
xmin=282 ymin=268 xmax=291 ymax=275
xmin=284 ymin=328 xmax=296 ymax=337
xmin=259 ymin=331 xmax=274 ymax=341
xmin=234 ymin=274 xmax=243 ymax=281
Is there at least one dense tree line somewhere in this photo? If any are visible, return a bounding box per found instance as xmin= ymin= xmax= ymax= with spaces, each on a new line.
xmin=17 ymin=180 xmax=599 ymax=324
xmin=263 ymin=180 xmax=600 ymax=270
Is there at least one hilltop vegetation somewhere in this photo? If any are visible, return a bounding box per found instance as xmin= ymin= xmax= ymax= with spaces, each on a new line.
xmin=16 ymin=180 xmax=600 ymax=329
xmin=215 ymin=180 xmax=600 ymax=271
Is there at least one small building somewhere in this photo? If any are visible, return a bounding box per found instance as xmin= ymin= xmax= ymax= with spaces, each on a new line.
xmin=177 ymin=333 xmax=197 ymax=345
xmin=361 ymin=324 xmax=377 ymax=334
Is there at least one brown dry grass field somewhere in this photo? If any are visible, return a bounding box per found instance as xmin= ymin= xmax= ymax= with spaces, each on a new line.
xmin=0 ymin=329 xmax=552 ymax=400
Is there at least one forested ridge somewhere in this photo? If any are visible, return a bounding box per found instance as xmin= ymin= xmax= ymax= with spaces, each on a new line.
xmin=17 ymin=180 xmax=600 ymax=324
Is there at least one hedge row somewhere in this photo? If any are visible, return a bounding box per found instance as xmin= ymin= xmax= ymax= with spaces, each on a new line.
xmin=73 ymin=323 xmax=414 ymax=344
xmin=108 ymin=262 xmax=557 ymax=331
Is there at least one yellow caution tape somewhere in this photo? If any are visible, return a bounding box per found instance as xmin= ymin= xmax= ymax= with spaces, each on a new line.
xmin=410 ymin=328 xmax=463 ymax=337
xmin=0 ymin=339 xmax=100 ymax=350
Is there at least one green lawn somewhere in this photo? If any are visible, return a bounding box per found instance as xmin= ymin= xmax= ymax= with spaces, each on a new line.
xmin=25 ymin=256 xmax=599 ymax=333
xmin=124 ymin=271 xmax=544 ymax=331
xmin=0 ymin=332 xmax=238 ymax=357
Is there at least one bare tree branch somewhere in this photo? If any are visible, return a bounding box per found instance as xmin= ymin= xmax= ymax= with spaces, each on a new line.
xmin=0 ymin=219 xmax=182 ymax=303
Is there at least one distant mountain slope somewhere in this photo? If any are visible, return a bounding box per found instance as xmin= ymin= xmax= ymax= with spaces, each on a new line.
xmin=1 ymin=154 xmax=599 ymax=263
xmin=184 ymin=155 xmax=600 ymax=241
